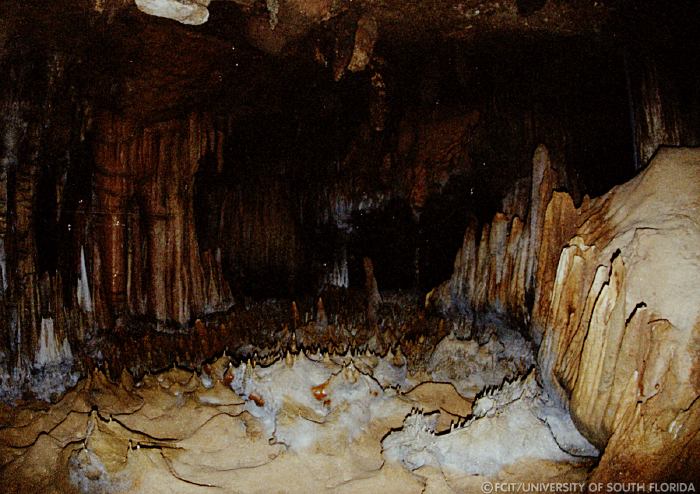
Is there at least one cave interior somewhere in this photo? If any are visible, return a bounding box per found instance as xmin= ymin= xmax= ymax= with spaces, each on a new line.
xmin=1 ymin=0 xmax=699 ymax=491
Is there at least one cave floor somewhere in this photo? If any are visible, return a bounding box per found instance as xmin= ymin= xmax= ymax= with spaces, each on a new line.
xmin=0 ymin=319 xmax=598 ymax=493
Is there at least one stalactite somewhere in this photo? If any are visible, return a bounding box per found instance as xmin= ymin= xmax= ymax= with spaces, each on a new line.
xmin=76 ymin=245 xmax=93 ymax=312
xmin=92 ymin=112 xmax=233 ymax=328
xmin=34 ymin=317 xmax=73 ymax=367
xmin=0 ymin=86 xmax=85 ymax=399
xmin=325 ymin=244 xmax=349 ymax=288
xmin=0 ymin=238 xmax=6 ymax=295
xmin=201 ymin=248 xmax=233 ymax=313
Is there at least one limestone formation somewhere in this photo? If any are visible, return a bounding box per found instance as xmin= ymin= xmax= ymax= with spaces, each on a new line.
xmin=92 ymin=112 xmax=233 ymax=327
xmin=434 ymin=146 xmax=700 ymax=480
xmin=134 ymin=0 xmax=211 ymax=25
xmin=432 ymin=144 xmax=564 ymax=324
xmin=1 ymin=0 xmax=699 ymax=487
xmin=1 ymin=334 xmax=596 ymax=493
xmin=538 ymin=147 xmax=700 ymax=480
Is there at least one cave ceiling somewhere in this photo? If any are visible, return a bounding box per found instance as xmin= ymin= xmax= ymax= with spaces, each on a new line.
xmin=1 ymin=0 xmax=630 ymax=121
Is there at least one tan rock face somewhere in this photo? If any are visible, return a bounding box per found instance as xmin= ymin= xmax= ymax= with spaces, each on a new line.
xmin=437 ymin=145 xmax=700 ymax=480
xmin=537 ymin=147 xmax=700 ymax=480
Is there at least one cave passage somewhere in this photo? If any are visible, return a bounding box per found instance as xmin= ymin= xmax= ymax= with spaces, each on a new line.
xmin=1 ymin=0 xmax=699 ymax=490
xmin=187 ymin=34 xmax=644 ymax=301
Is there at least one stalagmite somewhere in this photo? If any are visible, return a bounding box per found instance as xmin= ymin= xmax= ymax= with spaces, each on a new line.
xmin=77 ymin=246 xmax=93 ymax=313
xmin=34 ymin=317 xmax=73 ymax=367
xmin=326 ymin=246 xmax=349 ymax=288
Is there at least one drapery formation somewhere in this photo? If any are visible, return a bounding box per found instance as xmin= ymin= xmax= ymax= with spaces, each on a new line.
xmin=436 ymin=146 xmax=700 ymax=480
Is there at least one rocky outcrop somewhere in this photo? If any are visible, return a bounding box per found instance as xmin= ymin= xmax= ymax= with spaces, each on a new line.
xmin=537 ymin=147 xmax=700 ymax=480
xmin=437 ymin=145 xmax=700 ymax=480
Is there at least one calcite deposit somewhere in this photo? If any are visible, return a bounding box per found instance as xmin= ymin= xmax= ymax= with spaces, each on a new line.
xmin=433 ymin=147 xmax=700 ymax=481
xmin=92 ymin=113 xmax=233 ymax=327
xmin=2 ymin=0 xmax=699 ymax=488
xmin=1 ymin=332 xmax=596 ymax=493
xmin=538 ymin=147 xmax=700 ymax=481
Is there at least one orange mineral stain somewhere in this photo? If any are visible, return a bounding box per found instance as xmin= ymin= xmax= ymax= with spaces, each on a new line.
xmin=311 ymin=382 xmax=329 ymax=401
xmin=249 ymin=393 xmax=265 ymax=407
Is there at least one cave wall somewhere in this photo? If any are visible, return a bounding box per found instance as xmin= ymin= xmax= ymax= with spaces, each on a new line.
xmin=91 ymin=112 xmax=233 ymax=328
xmin=623 ymin=6 xmax=700 ymax=168
xmin=434 ymin=143 xmax=700 ymax=481
xmin=632 ymin=56 xmax=700 ymax=166
xmin=202 ymin=34 xmax=659 ymax=296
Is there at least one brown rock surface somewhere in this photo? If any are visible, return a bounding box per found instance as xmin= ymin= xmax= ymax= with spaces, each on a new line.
xmin=92 ymin=112 xmax=233 ymax=327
